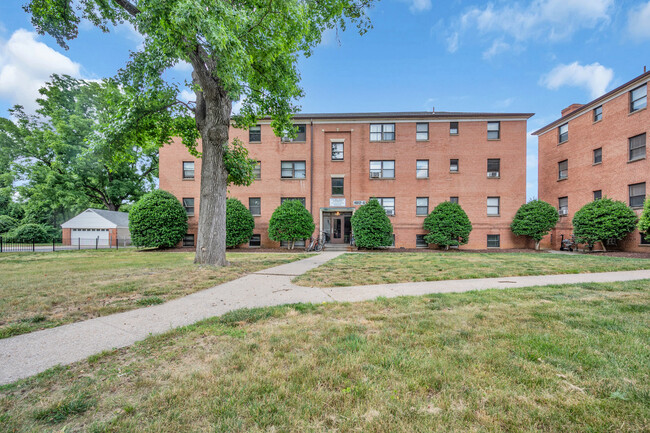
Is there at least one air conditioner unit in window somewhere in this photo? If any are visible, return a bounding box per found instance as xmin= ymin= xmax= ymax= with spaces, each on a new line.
xmin=370 ymin=172 xmax=381 ymax=179
xmin=558 ymin=209 xmax=568 ymax=216
xmin=487 ymin=171 xmax=500 ymax=178
xmin=385 ymin=209 xmax=395 ymax=216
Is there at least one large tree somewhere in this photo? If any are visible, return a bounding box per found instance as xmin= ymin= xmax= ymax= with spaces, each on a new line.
xmin=23 ymin=0 xmax=374 ymax=266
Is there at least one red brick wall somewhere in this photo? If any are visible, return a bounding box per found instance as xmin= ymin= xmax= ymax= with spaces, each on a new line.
xmin=160 ymin=115 xmax=530 ymax=249
xmin=62 ymin=228 xmax=71 ymax=246
xmin=538 ymin=79 xmax=649 ymax=252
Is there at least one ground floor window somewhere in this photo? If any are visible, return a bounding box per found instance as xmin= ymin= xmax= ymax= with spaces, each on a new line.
xmin=641 ymin=232 xmax=650 ymax=245
xmin=281 ymin=239 xmax=306 ymax=248
xmin=281 ymin=197 xmax=306 ymax=206
xmin=183 ymin=234 xmax=195 ymax=247
xmin=416 ymin=235 xmax=428 ymax=248
xmin=249 ymin=234 xmax=261 ymax=247
xmin=487 ymin=234 xmax=500 ymax=248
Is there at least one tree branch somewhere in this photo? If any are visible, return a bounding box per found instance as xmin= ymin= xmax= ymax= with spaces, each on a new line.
xmin=113 ymin=0 xmax=141 ymax=17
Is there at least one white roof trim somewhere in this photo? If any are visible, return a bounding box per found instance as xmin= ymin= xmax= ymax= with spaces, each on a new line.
xmin=61 ymin=209 xmax=121 ymax=229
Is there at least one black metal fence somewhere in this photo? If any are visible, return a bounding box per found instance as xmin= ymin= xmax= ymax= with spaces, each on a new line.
xmin=0 ymin=237 xmax=132 ymax=253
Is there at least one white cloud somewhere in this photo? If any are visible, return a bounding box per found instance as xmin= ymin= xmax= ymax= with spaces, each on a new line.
xmin=115 ymin=22 xmax=145 ymax=49
xmin=494 ymin=97 xmax=515 ymax=109
xmin=527 ymin=153 xmax=538 ymax=170
xmin=541 ymin=62 xmax=614 ymax=99
xmin=0 ymin=29 xmax=82 ymax=112
xmin=446 ymin=32 xmax=459 ymax=53
xmin=178 ymin=89 xmax=195 ymax=103
xmin=232 ymin=99 xmax=244 ymax=115
xmin=482 ymin=39 xmax=510 ymax=60
xmin=404 ymin=0 xmax=432 ymax=13
xmin=628 ymin=1 xmax=650 ymax=40
xmin=172 ymin=61 xmax=193 ymax=72
xmin=450 ymin=0 xmax=613 ymax=55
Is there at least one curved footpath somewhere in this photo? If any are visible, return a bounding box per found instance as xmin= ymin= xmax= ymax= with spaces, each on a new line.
xmin=1 ymin=251 xmax=650 ymax=385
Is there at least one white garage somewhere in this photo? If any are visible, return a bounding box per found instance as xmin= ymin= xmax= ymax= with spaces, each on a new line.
xmin=61 ymin=209 xmax=131 ymax=247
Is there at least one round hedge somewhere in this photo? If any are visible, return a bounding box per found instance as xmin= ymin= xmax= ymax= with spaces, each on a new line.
xmin=350 ymin=199 xmax=393 ymax=249
xmin=0 ymin=215 xmax=18 ymax=234
xmin=638 ymin=198 xmax=650 ymax=242
xmin=9 ymin=223 xmax=50 ymax=243
xmin=423 ymin=201 xmax=472 ymax=249
xmin=268 ymin=200 xmax=315 ymax=249
xmin=226 ymin=198 xmax=255 ymax=248
xmin=129 ymin=190 xmax=188 ymax=248
xmin=510 ymin=200 xmax=559 ymax=249
xmin=572 ymin=198 xmax=638 ymax=249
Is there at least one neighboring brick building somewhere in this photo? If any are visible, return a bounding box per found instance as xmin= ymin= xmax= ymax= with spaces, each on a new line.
xmin=534 ymin=71 xmax=649 ymax=252
xmin=160 ymin=110 xmax=533 ymax=249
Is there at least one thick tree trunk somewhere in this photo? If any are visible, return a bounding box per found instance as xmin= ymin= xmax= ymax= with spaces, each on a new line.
xmin=192 ymin=73 xmax=231 ymax=266
xmin=535 ymin=240 xmax=540 ymax=250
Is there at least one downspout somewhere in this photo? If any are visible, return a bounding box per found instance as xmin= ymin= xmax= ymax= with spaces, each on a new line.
xmin=310 ymin=119 xmax=314 ymax=217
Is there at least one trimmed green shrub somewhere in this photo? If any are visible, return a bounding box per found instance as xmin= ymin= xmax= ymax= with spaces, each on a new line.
xmin=572 ymin=198 xmax=638 ymax=251
xmin=129 ymin=190 xmax=188 ymax=248
xmin=350 ymin=199 xmax=393 ymax=249
xmin=0 ymin=215 xmax=18 ymax=234
xmin=637 ymin=197 xmax=650 ymax=242
xmin=510 ymin=200 xmax=559 ymax=250
xmin=226 ymin=198 xmax=255 ymax=248
xmin=8 ymin=223 xmax=50 ymax=243
xmin=268 ymin=200 xmax=315 ymax=249
xmin=423 ymin=201 xmax=472 ymax=250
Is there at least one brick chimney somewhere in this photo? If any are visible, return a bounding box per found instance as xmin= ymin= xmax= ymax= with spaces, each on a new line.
xmin=561 ymin=103 xmax=583 ymax=117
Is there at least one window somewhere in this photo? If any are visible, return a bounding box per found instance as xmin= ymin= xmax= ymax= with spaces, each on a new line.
xmin=487 ymin=158 xmax=500 ymax=177
xmin=450 ymin=196 xmax=459 ymax=204
xmin=450 ymin=159 xmax=459 ymax=173
xmin=370 ymin=123 xmax=395 ymax=141
xmin=487 ymin=234 xmax=500 ymax=248
xmin=416 ymin=160 xmax=429 ymax=178
xmin=450 ymin=122 xmax=459 ymax=135
xmin=416 ymin=123 xmax=429 ymax=140
xmin=558 ymin=123 xmax=568 ymax=144
xmin=558 ymin=197 xmax=568 ymax=216
xmin=629 ymin=182 xmax=646 ymax=208
xmin=281 ymin=239 xmax=306 ymax=248
xmin=416 ymin=234 xmax=428 ymax=248
xmin=593 ymin=148 xmax=602 ymax=164
xmin=282 ymin=124 xmax=306 ymax=142
xmin=593 ymin=106 xmax=602 ymax=122
xmin=374 ymin=197 xmax=395 ymax=216
xmin=331 ymin=142 xmax=344 ymax=160
xmin=630 ymin=84 xmax=647 ymax=113
xmin=629 ymin=133 xmax=646 ymax=161
xmin=331 ymin=178 xmax=344 ymax=196
xmin=641 ymin=232 xmax=650 ymax=245
xmin=593 ymin=190 xmax=602 ymax=200
xmin=249 ymin=198 xmax=261 ymax=216
xmin=558 ymin=160 xmax=568 ymax=180
xmin=183 ymin=234 xmax=195 ymax=247
xmin=487 ymin=121 xmax=500 ymax=140
xmin=369 ymin=160 xmax=395 ymax=179
xmin=487 ymin=197 xmax=500 ymax=216
xmin=249 ymin=125 xmax=261 ymax=142
xmin=182 ymin=161 xmax=195 ymax=179
xmin=253 ymin=161 xmax=261 ymax=180
xmin=182 ymin=198 xmax=194 ymax=216
xmin=281 ymin=161 xmax=306 ymax=179
xmin=281 ymin=197 xmax=306 ymax=206
xmin=416 ymin=197 xmax=429 ymax=216
xmin=249 ymin=234 xmax=261 ymax=247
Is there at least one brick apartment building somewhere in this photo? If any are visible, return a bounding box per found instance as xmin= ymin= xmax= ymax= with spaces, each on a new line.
xmin=159 ymin=110 xmax=533 ymax=249
xmin=534 ymin=71 xmax=649 ymax=252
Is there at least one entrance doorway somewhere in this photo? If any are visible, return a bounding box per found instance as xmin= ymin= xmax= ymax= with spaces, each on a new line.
xmin=322 ymin=211 xmax=352 ymax=244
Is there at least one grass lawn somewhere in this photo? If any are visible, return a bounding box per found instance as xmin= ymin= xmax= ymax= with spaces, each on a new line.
xmin=1 ymin=280 xmax=649 ymax=432
xmin=0 ymin=250 xmax=311 ymax=339
xmin=293 ymin=252 xmax=650 ymax=287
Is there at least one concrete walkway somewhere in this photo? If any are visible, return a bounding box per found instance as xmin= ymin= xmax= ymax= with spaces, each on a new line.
xmin=1 ymin=251 xmax=650 ymax=385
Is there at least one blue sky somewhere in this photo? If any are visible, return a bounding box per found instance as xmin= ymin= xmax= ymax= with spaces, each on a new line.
xmin=1 ymin=0 xmax=650 ymax=198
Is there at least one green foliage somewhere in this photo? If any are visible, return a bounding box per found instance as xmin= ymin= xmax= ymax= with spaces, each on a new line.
xmin=510 ymin=200 xmax=559 ymax=248
xmin=0 ymin=215 xmax=18 ymax=234
xmin=33 ymin=393 xmax=95 ymax=424
xmin=226 ymin=198 xmax=255 ymax=248
xmin=350 ymin=199 xmax=393 ymax=249
xmin=268 ymin=200 xmax=315 ymax=249
xmin=8 ymin=223 xmax=50 ymax=243
xmin=638 ymin=198 xmax=650 ymax=242
xmin=572 ymin=198 xmax=638 ymax=248
xmin=224 ymin=139 xmax=257 ymax=187
xmin=423 ymin=202 xmax=473 ymax=249
xmin=129 ymin=190 xmax=188 ymax=248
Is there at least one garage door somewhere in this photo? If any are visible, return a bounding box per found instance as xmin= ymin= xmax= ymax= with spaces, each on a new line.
xmin=71 ymin=229 xmax=110 ymax=246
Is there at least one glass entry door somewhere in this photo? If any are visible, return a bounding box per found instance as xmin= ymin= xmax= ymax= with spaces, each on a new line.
xmin=330 ymin=216 xmax=344 ymax=244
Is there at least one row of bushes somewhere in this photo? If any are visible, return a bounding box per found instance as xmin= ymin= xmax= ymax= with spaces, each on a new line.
xmin=127 ymin=190 xmax=650 ymax=250
xmin=0 ymin=216 xmax=54 ymax=243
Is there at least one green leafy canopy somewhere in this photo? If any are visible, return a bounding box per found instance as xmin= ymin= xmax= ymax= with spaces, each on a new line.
xmin=510 ymin=200 xmax=559 ymax=244
xmin=637 ymin=198 xmax=650 ymax=241
xmin=350 ymin=199 xmax=393 ymax=249
xmin=226 ymin=198 xmax=255 ymax=248
xmin=129 ymin=190 xmax=188 ymax=248
xmin=572 ymin=198 xmax=638 ymax=247
xmin=268 ymin=200 xmax=315 ymax=248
